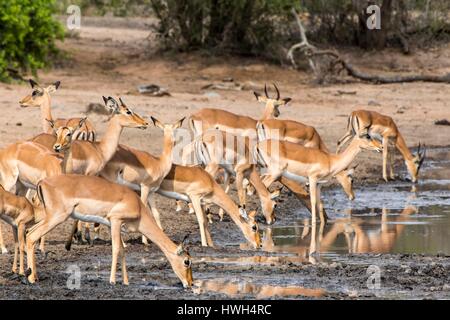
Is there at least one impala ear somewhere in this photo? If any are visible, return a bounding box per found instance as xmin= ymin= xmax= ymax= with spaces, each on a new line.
xmin=151 ymin=116 xmax=164 ymax=130
xmin=174 ymin=117 xmax=185 ymax=129
xmin=177 ymin=234 xmax=190 ymax=255
xmin=118 ymin=97 xmax=126 ymax=106
xmin=103 ymin=96 xmax=119 ymax=114
xmin=29 ymin=79 xmax=39 ymax=88
xmin=46 ymin=118 xmax=56 ymax=130
xmin=46 ymin=81 xmax=60 ymax=93
xmin=282 ymin=97 xmax=292 ymax=105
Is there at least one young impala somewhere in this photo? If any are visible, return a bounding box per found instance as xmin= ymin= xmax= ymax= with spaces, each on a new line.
xmin=0 ymin=185 xmax=44 ymax=275
xmin=254 ymin=134 xmax=383 ymax=224
xmin=337 ymin=110 xmax=426 ymax=183
xmin=19 ymin=79 xmax=96 ymax=141
xmin=26 ymin=174 xmax=193 ymax=288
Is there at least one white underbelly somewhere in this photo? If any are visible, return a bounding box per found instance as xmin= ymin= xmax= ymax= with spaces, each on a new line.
xmin=71 ymin=211 xmax=111 ymax=227
xmin=157 ymin=189 xmax=190 ymax=202
xmin=282 ymin=171 xmax=308 ymax=184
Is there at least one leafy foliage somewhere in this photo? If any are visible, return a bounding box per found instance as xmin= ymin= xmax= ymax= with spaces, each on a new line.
xmin=150 ymin=0 xmax=301 ymax=56
xmin=0 ymin=0 xmax=64 ymax=81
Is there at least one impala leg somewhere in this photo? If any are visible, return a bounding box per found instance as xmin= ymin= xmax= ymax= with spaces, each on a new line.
xmin=65 ymin=220 xmax=79 ymax=251
xmin=12 ymin=226 xmax=19 ymax=274
xmin=39 ymin=236 xmax=46 ymax=253
xmin=18 ymin=223 xmax=26 ymax=275
xmin=382 ymin=138 xmax=389 ymax=182
xmin=235 ymin=170 xmax=247 ymax=209
xmin=317 ymin=185 xmax=327 ymax=223
xmin=26 ymin=214 xmax=67 ymax=283
xmin=388 ymin=140 xmax=395 ymax=180
xmin=109 ymin=219 xmax=121 ymax=285
xmin=191 ymin=196 xmax=214 ymax=247
xmin=0 ymin=224 xmax=7 ymax=254
xmin=308 ymin=178 xmax=318 ymax=225
xmin=176 ymin=200 xmax=183 ymax=212
xmin=140 ymin=184 xmax=151 ymax=245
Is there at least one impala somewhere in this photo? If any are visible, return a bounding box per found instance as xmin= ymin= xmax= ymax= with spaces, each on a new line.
xmin=37 ymin=96 xmax=148 ymax=176
xmin=157 ymin=164 xmax=261 ymax=248
xmin=19 ymin=79 xmax=96 ymax=141
xmin=46 ymin=96 xmax=148 ymax=244
xmin=100 ymin=116 xmax=183 ymax=245
xmin=193 ymin=129 xmax=280 ymax=224
xmin=0 ymin=185 xmax=44 ymax=274
xmin=254 ymin=134 xmax=383 ymax=224
xmin=99 ymin=144 xmax=261 ymax=247
xmin=189 ymin=83 xmax=290 ymax=137
xmin=337 ymin=110 xmax=426 ymax=182
xmin=257 ymin=118 xmax=356 ymax=200
xmin=26 ymin=174 xmax=193 ymax=287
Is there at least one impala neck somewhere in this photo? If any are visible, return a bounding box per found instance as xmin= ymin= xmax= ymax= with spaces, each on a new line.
xmin=40 ymin=93 xmax=53 ymax=134
xmin=329 ymin=138 xmax=362 ymax=176
xmin=138 ymin=206 xmax=178 ymax=255
xmin=61 ymin=146 xmax=73 ymax=174
xmin=211 ymin=184 xmax=248 ymax=233
xmin=98 ymin=116 xmax=124 ymax=164
xmin=159 ymin=131 xmax=175 ymax=173
xmin=395 ymin=132 xmax=414 ymax=161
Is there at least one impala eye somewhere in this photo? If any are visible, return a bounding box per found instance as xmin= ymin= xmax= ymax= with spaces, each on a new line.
xmin=126 ymin=110 xmax=132 ymax=115
xmin=183 ymin=259 xmax=191 ymax=268
xmin=67 ymin=133 xmax=72 ymax=137
xmin=252 ymin=224 xmax=258 ymax=232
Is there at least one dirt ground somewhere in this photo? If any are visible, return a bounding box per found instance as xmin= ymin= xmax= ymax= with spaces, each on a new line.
xmin=0 ymin=16 xmax=449 ymax=300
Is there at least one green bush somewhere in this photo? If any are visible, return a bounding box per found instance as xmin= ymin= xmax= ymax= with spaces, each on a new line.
xmin=150 ymin=0 xmax=300 ymax=57
xmin=0 ymin=0 xmax=64 ymax=81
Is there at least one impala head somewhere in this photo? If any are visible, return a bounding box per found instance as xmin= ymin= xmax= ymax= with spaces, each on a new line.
xmin=260 ymin=188 xmax=281 ymax=225
xmin=356 ymin=133 xmax=383 ymax=153
xmin=406 ymin=142 xmax=426 ymax=183
xmin=151 ymin=116 xmax=185 ymax=140
xmin=50 ymin=117 xmax=87 ymax=153
xmin=254 ymin=83 xmax=291 ymax=118
xmin=238 ymin=209 xmax=262 ymax=249
xmin=102 ymin=96 xmax=148 ymax=129
xmin=170 ymin=234 xmax=193 ymax=288
xmin=336 ymin=166 xmax=357 ymax=200
xmin=19 ymin=79 xmax=60 ymax=108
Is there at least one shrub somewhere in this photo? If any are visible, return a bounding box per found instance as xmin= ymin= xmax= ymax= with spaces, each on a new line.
xmin=0 ymin=0 xmax=64 ymax=81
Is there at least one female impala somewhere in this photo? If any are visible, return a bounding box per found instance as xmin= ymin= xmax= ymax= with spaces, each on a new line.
xmin=257 ymin=118 xmax=356 ymax=200
xmin=193 ymin=129 xmax=280 ymax=224
xmin=337 ymin=110 xmax=426 ymax=183
xmin=254 ymin=134 xmax=383 ymax=224
xmin=0 ymin=185 xmax=44 ymax=275
xmin=27 ymin=174 xmax=193 ymax=287
xmin=157 ymin=164 xmax=261 ymax=248
xmin=46 ymin=97 xmax=148 ymax=243
xmin=19 ymin=79 xmax=96 ymax=141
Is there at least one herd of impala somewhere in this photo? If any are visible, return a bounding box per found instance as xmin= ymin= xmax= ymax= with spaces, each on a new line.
xmin=0 ymin=80 xmax=426 ymax=289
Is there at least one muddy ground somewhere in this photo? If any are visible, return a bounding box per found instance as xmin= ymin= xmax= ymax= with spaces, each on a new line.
xmin=0 ymin=16 xmax=450 ymax=300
